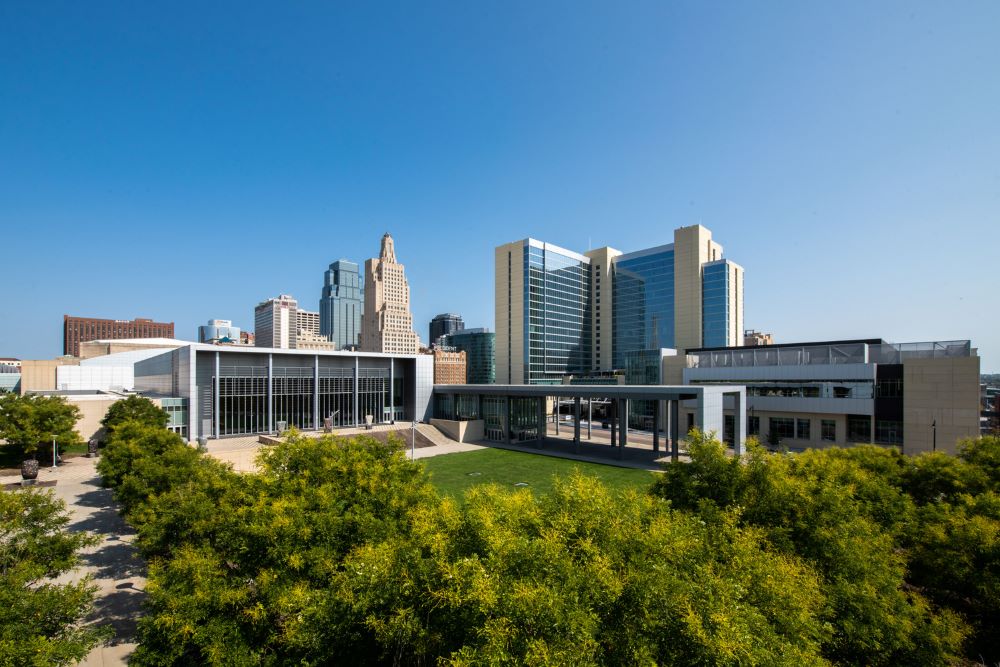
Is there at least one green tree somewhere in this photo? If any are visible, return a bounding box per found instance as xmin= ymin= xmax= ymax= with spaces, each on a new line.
xmin=0 ymin=392 xmax=82 ymax=460
xmin=100 ymin=395 xmax=168 ymax=438
xmin=652 ymin=431 xmax=968 ymax=666
xmin=0 ymin=488 xmax=110 ymax=665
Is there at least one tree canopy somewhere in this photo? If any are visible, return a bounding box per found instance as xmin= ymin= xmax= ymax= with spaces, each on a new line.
xmin=0 ymin=392 xmax=82 ymax=458
xmin=100 ymin=395 xmax=168 ymax=438
xmin=96 ymin=420 xmax=1000 ymax=665
xmin=0 ymin=488 xmax=109 ymax=665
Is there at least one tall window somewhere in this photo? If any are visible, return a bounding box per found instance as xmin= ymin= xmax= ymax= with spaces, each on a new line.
xmin=796 ymin=418 xmax=811 ymax=440
xmin=769 ymin=417 xmax=795 ymax=440
xmin=821 ymin=419 xmax=836 ymax=442
xmin=847 ymin=415 xmax=871 ymax=442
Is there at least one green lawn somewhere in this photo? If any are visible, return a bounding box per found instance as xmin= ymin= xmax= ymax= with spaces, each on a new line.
xmin=422 ymin=447 xmax=658 ymax=498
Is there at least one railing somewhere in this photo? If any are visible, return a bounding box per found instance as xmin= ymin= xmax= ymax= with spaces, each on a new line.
xmin=691 ymin=340 xmax=972 ymax=369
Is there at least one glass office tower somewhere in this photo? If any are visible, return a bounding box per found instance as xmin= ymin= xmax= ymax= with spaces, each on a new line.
xmin=612 ymin=245 xmax=675 ymax=368
xmin=442 ymin=328 xmax=496 ymax=384
xmin=320 ymin=260 xmax=363 ymax=349
xmin=702 ymin=259 xmax=738 ymax=348
xmin=526 ymin=241 xmax=592 ymax=384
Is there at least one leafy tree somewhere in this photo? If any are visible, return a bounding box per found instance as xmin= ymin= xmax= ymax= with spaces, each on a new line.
xmin=0 ymin=488 xmax=110 ymax=665
xmin=652 ymin=431 xmax=968 ymax=666
xmin=0 ymin=392 xmax=82 ymax=460
xmin=100 ymin=395 xmax=168 ymax=438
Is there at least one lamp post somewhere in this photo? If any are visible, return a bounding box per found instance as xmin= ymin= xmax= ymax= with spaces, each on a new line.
xmin=932 ymin=419 xmax=937 ymax=453
xmin=411 ymin=420 xmax=416 ymax=460
xmin=51 ymin=436 xmax=57 ymax=470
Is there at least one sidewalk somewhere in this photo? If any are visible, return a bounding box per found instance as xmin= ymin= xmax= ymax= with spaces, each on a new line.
xmin=1 ymin=456 xmax=145 ymax=667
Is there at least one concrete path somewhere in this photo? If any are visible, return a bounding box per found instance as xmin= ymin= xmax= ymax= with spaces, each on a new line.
xmin=1 ymin=456 xmax=145 ymax=666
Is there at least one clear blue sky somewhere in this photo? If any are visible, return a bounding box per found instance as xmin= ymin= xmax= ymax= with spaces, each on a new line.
xmin=2 ymin=2 xmax=998 ymax=370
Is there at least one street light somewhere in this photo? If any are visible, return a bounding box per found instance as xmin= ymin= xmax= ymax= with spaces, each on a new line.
xmin=411 ymin=420 xmax=417 ymax=460
xmin=932 ymin=419 xmax=937 ymax=453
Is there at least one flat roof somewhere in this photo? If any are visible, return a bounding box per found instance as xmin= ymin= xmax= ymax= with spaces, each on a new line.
xmin=434 ymin=384 xmax=744 ymax=400
xmin=184 ymin=342 xmax=422 ymax=360
xmin=689 ymin=338 xmax=885 ymax=353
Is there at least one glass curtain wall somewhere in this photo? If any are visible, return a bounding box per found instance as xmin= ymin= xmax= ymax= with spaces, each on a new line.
xmin=217 ymin=366 xmax=268 ymax=436
xmin=702 ymin=261 xmax=730 ymax=348
xmin=483 ymin=396 xmax=507 ymax=441
xmin=510 ymin=397 xmax=540 ymax=442
xmin=613 ymin=248 xmax=675 ymax=369
xmin=358 ymin=368 xmax=389 ymax=424
xmin=525 ymin=244 xmax=591 ymax=384
xmin=273 ymin=367 xmax=314 ymax=430
xmin=319 ymin=368 xmax=354 ymax=427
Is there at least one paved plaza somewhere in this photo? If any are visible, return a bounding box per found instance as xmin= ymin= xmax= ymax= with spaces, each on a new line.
xmin=1 ymin=456 xmax=145 ymax=666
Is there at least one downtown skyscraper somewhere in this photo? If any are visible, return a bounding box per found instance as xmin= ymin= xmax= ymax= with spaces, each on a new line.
xmin=495 ymin=225 xmax=744 ymax=385
xmin=359 ymin=233 xmax=421 ymax=355
xmin=320 ymin=259 xmax=363 ymax=349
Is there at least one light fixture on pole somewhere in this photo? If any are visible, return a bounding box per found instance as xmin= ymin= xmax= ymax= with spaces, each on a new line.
xmin=932 ymin=419 xmax=937 ymax=453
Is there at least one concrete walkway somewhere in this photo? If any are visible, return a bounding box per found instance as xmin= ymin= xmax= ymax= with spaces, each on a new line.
xmin=0 ymin=456 xmax=145 ymax=666
xmin=205 ymin=425 xmax=487 ymax=472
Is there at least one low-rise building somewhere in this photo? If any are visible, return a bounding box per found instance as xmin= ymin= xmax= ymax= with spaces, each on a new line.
xmin=133 ymin=343 xmax=433 ymax=440
xmin=682 ymin=338 xmax=980 ymax=455
xmin=744 ymin=330 xmax=774 ymax=347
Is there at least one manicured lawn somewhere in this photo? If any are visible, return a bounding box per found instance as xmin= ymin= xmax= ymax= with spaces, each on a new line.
xmin=422 ymin=447 xmax=658 ymax=498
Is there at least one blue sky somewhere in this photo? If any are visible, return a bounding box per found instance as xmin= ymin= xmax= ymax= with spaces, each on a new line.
xmin=2 ymin=2 xmax=998 ymax=370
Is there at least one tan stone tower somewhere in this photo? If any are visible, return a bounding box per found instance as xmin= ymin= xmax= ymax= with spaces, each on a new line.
xmin=360 ymin=233 xmax=421 ymax=354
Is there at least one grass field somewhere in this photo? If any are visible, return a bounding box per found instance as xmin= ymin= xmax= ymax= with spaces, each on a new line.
xmin=422 ymin=447 xmax=658 ymax=498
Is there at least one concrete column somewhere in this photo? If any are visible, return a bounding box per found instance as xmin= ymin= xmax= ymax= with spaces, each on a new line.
xmin=652 ymin=400 xmax=660 ymax=453
xmin=555 ymin=397 xmax=560 ymax=435
xmin=610 ymin=398 xmax=617 ymax=447
xmin=313 ymin=355 xmax=320 ymax=431
xmin=505 ymin=396 xmax=512 ymax=444
xmin=732 ymin=389 xmax=746 ymax=456
xmin=670 ymin=399 xmax=680 ymax=462
xmin=618 ymin=398 xmax=629 ymax=460
xmin=536 ymin=397 xmax=546 ymax=448
xmin=267 ymin=353 xmax=273 ymax=434
xmin=573 ymin=396 xmax=581 ymax=453
xmin=353 ymin=357 xmax=359 ymax=427
xmin=389 ymin=359 xmax=395 ymax=423
xmin=213 ymin=351 xmax=220 ymax=439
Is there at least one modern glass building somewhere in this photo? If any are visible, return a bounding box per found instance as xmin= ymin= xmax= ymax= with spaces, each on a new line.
xmin=612 ymin=245 xmax=675 ymax=368
xmin=526 ymin=241 xmax=592 ymax=385
xmin=320 ymin=260 xmax=363 ymax=349
xmin=442 ymin=328 xmax=496 ymax=384
xmin=702 ymin=259 xmax=741 ymax=348
xmin=497 ymin=226 xmax=743 ymax=385
xmin=134 ymin=343 xmax=433 ymax=440
xmin=198 ymin=319 xmax=242 ymax=344
xmin=429 ymin=313 xmax=464 ymax=347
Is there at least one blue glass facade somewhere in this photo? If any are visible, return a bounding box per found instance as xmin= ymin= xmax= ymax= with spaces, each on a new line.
xmin=612 ymin=246 xmax=675 ymax=368
xmin=443 ymin=329 xmax=496 ymax=384
xmin=320 ymin=260 xmax=363 ymax=349
xmin=525 ymin=243 xmax=591 ymax=384
xmin=702 ymin=260 xmax=732 ymax=347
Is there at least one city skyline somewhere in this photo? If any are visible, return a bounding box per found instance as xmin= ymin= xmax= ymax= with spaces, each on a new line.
xmin=1 ymin=3 xmax=998 ymax=370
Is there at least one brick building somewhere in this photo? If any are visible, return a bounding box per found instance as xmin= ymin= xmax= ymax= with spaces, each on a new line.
xmin=63 ymin=315 xmax=174 ymax=357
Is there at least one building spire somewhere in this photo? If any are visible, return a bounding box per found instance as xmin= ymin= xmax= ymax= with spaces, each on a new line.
xmin=380 ymin=233 xmax=396 ymax=263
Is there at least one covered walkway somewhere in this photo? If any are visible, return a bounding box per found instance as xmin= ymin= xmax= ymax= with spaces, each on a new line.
xmin=432 ymin=384 xmax=746 ymax=460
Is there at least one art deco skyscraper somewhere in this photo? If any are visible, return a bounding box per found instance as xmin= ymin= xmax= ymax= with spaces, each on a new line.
xmin=360 ymin=233 xmax=421 ymax=354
